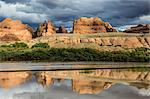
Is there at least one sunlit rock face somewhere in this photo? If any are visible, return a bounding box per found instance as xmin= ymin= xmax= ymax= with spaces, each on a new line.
xmin=0 ymin=18 xmax=33 ymax=41
xmin=34 ymin=21 xmax=56 ymax=37
xmin=72 ymin=80 xmax=112 ymax=94
xmin=73 ymin=17 xmax=117 ymax=34
xmin=124 ymin=24 xmax=150 ymax=33
xmin=0 ymin=72 xmax=31 ymax=88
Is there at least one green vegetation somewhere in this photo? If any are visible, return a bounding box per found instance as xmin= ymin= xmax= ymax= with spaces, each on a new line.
xmin=79 ymin=70 xmax=94 ymax=74
xmin=0 ymin=42 xmax=149 ymax=62
xmin=31 ymin=43 xmax=50 ymax=49
xmin=0 ymin=42 xmax=29 ymax=48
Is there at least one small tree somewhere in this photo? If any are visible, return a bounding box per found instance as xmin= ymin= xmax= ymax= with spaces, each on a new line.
xmin=31 ymin=43 xmax=50 ymax=49
xmin=11 ymin=42 xmax=29 ymax=48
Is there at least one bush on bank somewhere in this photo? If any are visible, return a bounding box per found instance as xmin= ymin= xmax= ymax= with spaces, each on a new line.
xmin=0 ymin=42 xmax=29 ymax=48
xmin=31 ymin=43 xmax=50 ymax=49
xmin=0 ymin=47 xmax=149 ymax=62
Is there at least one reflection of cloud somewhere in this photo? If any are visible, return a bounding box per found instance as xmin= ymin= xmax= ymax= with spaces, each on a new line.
xmin=138 ymin=88 xmax=150 ymax=96
xmin=0 ymin=82 xmax=45 ymax=99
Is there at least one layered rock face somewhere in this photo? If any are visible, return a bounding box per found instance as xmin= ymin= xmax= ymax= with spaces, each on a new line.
xmin=35 ymin=21 xmax=56 ymax=37
xmin=56 ymin=25 xmax=68 ymax=33
xmin=32 ymin=35 xmax=150 ymax=49
xmin=124 ymin=24 xmax=150 ymax=33
xmin=0 ymin=18 xmax=33 ymax=41
xmin=73 ymin=17 xmax=117 ymax=34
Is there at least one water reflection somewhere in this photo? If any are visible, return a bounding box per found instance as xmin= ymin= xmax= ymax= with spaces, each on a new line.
xmin=0 ymin=68 xmax=149 ymax=99
xmin=0 ymin=72 xmax=31 ymax=88
xmin=36 ymin=69 xmax=150 ymax=94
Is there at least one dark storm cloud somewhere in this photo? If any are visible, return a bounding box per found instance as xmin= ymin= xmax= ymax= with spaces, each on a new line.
xmin=0 ymin=0 xmax=149 ymax=27
xmin=98 ymin=0 xmax=150 ymax=26
xmin=36 ymin=0 xmax=150 ymax=26
xmin=1 ymin=0 xmax=30 ymax=4
xmin=37 ymin=0 xmax=80 ymax=10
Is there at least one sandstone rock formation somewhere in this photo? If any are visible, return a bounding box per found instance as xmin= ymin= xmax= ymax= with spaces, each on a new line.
xmin=104 ymin=22 xmax=118 ymax=32
xmin=32 ymin=35 xmax=150 ymax=49
xmin=35 ymin=20 xmax=56 ymax=37
xmin=124 ymin=24 xmax=150 ymax=33
xmin=0 ymin=72 xmax=31 ymax=88
xmin=0 ymin=34 xmax=20 ymax=41
xmin=73 ymin=17 xmax=117 ymax=34
xmin=0 ymin=18 xmax=33 ymax=41
xmin=56 ymin=25 xmax=68 ymax=33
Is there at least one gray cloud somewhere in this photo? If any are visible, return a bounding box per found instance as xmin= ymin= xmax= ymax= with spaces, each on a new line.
xmin=1 ymin=0 xmax=30 ymax=4
xmin=0 ymin=0 xmax=150 ymax=28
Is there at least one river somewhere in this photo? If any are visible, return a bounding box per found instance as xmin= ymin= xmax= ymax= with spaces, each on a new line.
xmin=0 ymin=62 xmax=149 ymax=99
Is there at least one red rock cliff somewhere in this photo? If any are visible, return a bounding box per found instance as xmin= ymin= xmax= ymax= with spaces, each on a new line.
xmin=124 ymin=24 xmax=150 ymax=33
xmin=73 ymin=17 xmax=117 ymax=34
xmin=0 ymin=18 xmax=33 ymax=41
xmin=35 ymin=20 xmax=56 ymax=37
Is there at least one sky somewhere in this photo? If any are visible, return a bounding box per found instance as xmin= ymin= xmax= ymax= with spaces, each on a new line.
xmin=0 ymin=0 xmax=150 ymax=28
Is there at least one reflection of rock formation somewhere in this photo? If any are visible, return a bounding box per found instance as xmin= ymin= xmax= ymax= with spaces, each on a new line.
xmin=0 ymin=72 xmax=31 ymax=88
xmin=78 ymin=69 xmax=150 ymax=82
xmin=72 ymin=80 xmax=112 ymax=94
xmin=36 ymin=69 xmax=150 ymax=94
xmin=36 ymin=72 xmax=54 ymax=86
xmin=130 ymin=82 xmax=150 ymax=89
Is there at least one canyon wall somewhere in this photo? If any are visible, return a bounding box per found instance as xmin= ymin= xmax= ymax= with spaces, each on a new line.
xmin=32 ymin=35 xmax=150 ymax=49
xmin=124 ymin=24 xmax=150 ymax=33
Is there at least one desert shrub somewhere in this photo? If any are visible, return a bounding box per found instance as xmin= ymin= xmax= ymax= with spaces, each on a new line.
xmin=10 ymin=42 xmax=29 ymax=48
xmin=0 ymin=42 xmax=28 ymax=48
xmin=31 ymin=43 xmax=50 ymax=49
xmin=0 ymin=48 xmax=149 ymax=62
xmin=135 ymin=47 xmax=149 ymax=52
xmin=0 ymin=45 xmax=11 ymax=48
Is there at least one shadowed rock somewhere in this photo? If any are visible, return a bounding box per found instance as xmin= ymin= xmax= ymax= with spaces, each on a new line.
xmin=56 ymin=25 xmax=68 ymax=33
xmin=124 ymin=24 xmax=150 ymax=33
xmin=0 ymin=34 xmax=20 ymax=41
